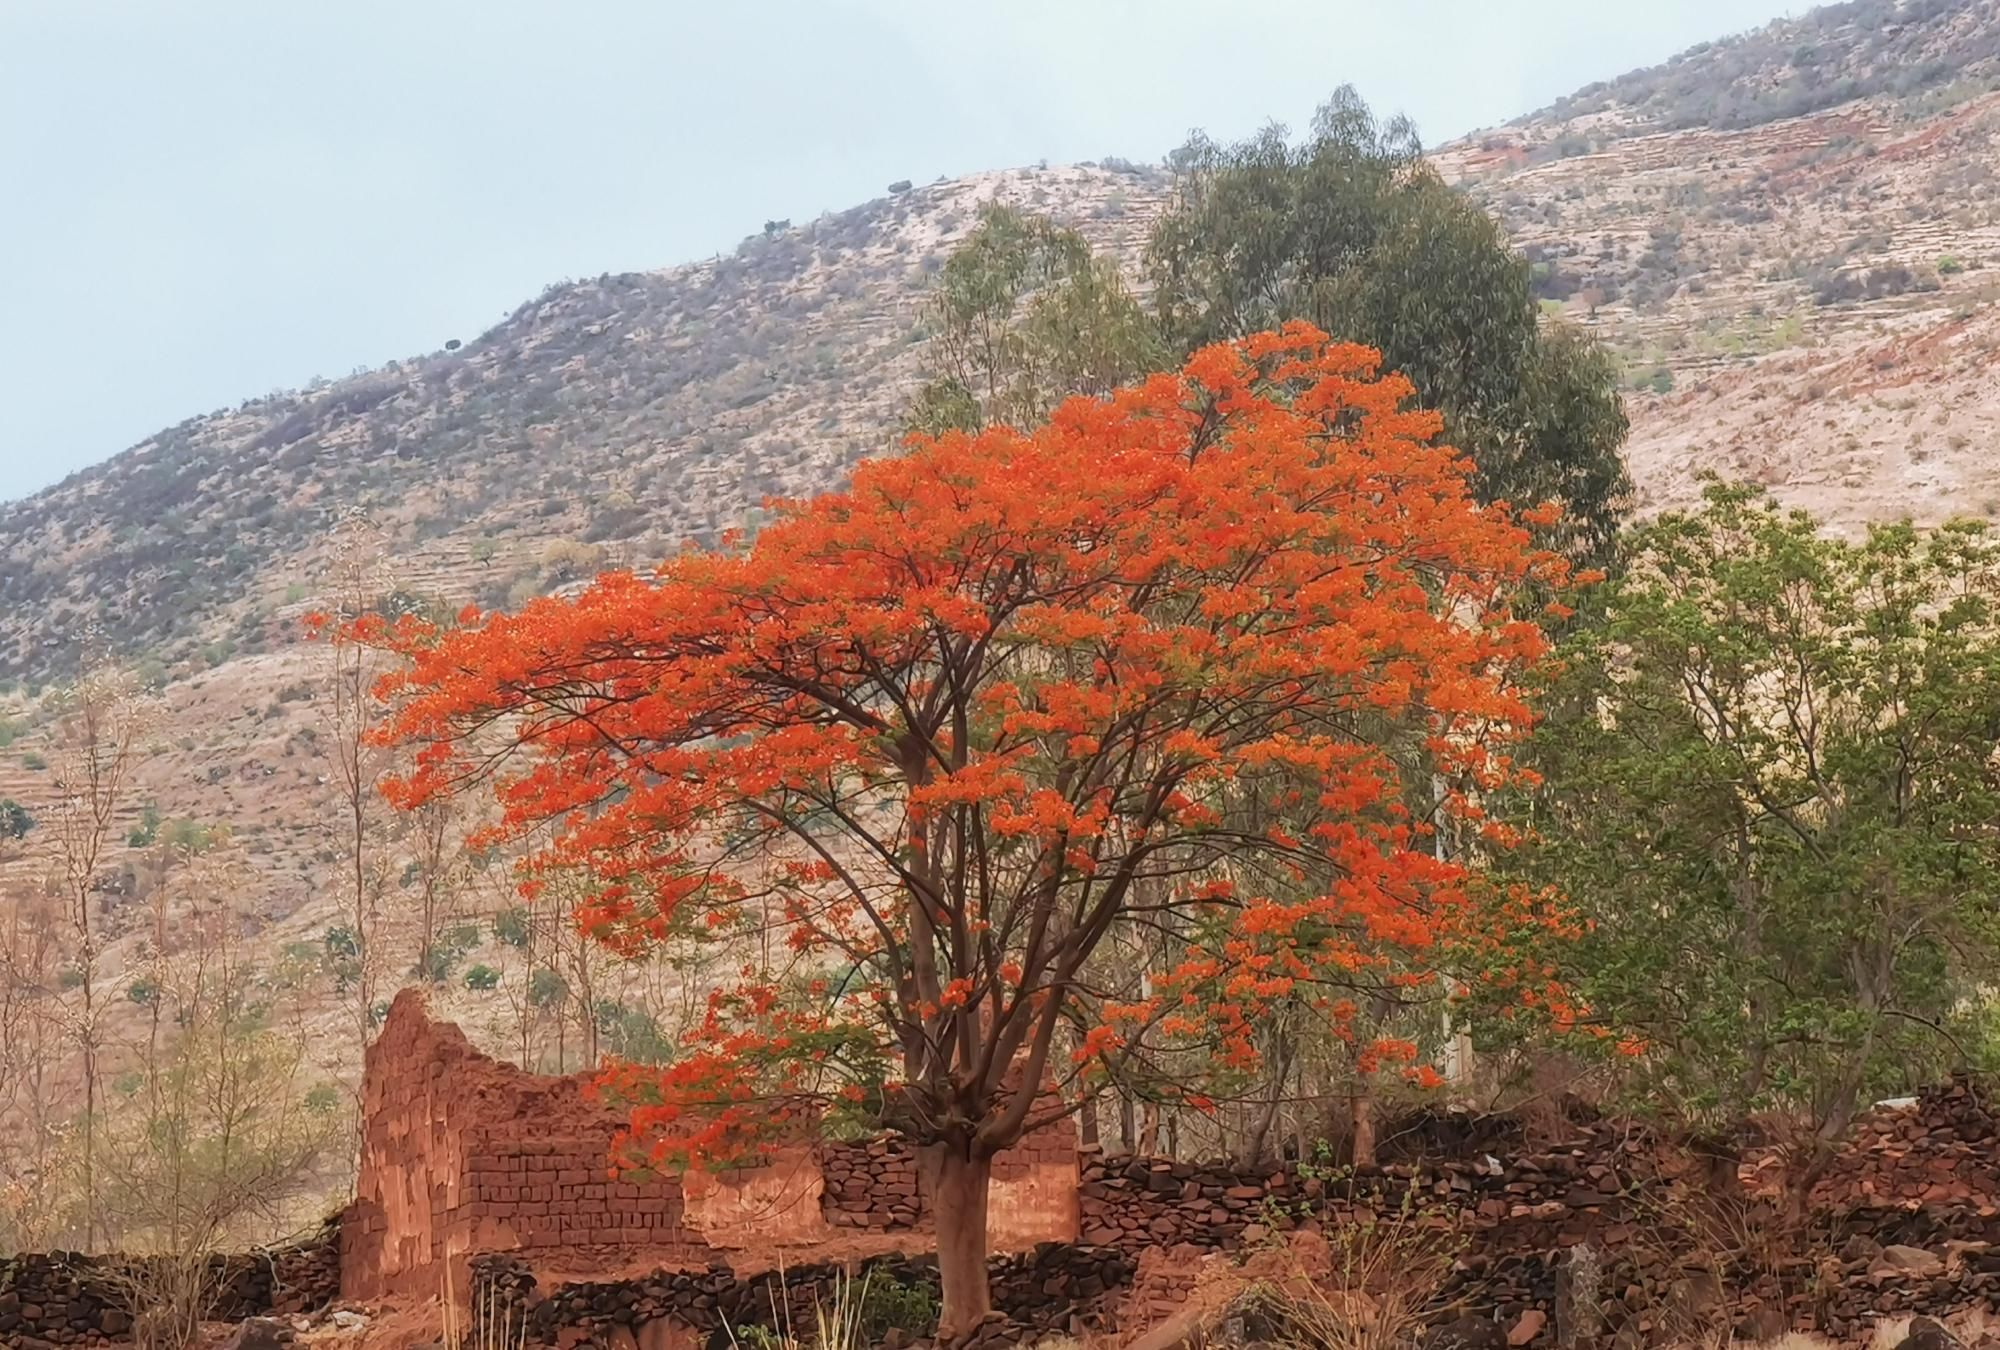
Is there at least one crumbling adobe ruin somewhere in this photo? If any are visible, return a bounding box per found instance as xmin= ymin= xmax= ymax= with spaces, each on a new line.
xmin=341 ymin=991 xmax=1082 ymax=1304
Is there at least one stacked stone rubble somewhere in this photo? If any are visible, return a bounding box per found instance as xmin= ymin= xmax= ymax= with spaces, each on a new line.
xmin=0 ymin=1220 xmax=338 ymax=1347
xmin=822 ymin=1140 xmax=924 ymax=1231
xmin=469 ymin=1244 xmax=1134 ymax=1348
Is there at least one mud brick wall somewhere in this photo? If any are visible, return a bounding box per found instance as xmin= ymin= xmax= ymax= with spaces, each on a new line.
xmin=345 ymin=994 xmax=1082 ymax=1306
xmin=0 ymin=1221 xmax=338 ymax=1346
xmin=342 ymin=988 xmax=478 ymax=1301
xmin=461 ymin=1131 xmax=697 ymax=1258
xmin=990 ymin=1112 xmax=1081 ymax=1250
xmin=344 ymin=992 xmax=743 ymax=1303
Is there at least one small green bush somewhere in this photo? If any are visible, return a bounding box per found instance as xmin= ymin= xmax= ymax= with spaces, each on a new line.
xmin=529 ymin=969 xmax=568 ymax=1009
xmin=858 ymin=1273 xmax=939 ymax=1340
xmin=492 ymin=906 xmax=532 ymax=948
xmin=0 ymin=798 xmax=32 ymax=839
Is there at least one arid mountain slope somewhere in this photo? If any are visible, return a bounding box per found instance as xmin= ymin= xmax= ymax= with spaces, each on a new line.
xmin=7 ymin=0 xmax=2000 ymax=1084
xmin=0 ymin=163 xmax=1167 ymax=685
xmin=1441 ymin=0 xmax=2000 ymax=530
xmin=0 ymin=164 xmax=1170 ymax=1087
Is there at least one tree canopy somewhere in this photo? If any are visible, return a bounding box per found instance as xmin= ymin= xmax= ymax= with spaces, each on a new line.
xmin=913 ymin=89 xmax=1630 ymax=572
xmin=362 ymin=326 xmax=1571 ymax=1333
xmin=1146 ymin=87 xmax=1630 ymax=567
xmin=907 ymin=204 xmax=1163 ymax=436
xmin=1500 ymin=483 xmax=2000 ymax=1203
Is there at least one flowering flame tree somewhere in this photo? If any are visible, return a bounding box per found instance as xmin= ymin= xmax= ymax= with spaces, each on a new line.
xmin=362 ymin=325 xmax=1570 ymax=1334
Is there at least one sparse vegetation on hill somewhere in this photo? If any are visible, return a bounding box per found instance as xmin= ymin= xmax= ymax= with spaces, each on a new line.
xmin=1544 ymin=0 xmax=2000 ymax=137
xmin=0 ymin=166 xmax=1169 ymax=686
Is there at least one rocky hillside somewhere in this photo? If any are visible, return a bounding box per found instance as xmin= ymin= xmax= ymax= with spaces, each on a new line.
xmin=0 ymin=163 xmax=1168 ymax=686
xmin=1440 ymin=0 xmax=2000 ymax=528
xmin=7 ymin=0 xmax=2000 ymax=1086
xmin=0 ymin=163 xmax=1172 ymax=1090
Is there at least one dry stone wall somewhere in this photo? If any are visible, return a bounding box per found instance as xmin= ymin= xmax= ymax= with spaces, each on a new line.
xmin=822 ymin=1140 xmax=924 ymax=1231
xmin=1087 ymin=1076 xmax=2000 ymax=1347
xmin=470 ymin=1244 xmax=1134 ymax=1348
xmin=1810 ymin=1075 xmax=2000 ymax=1212
xmin=0 ymin=1221 xmax=338 ymax=1347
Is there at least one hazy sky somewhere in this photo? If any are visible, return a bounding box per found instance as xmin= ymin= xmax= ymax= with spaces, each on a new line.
xmin=0 ymin=0 xmax=1803 ymax=503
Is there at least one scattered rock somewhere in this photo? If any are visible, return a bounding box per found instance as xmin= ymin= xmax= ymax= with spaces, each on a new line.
xmin=1893 ymin=1316 xmax=1970 ymax=1350
xmin=217 ymin=1319 xmax=290 ymax=1350
xmin=1841 ymin=1233 xmax=1884 ymax=1263
xmin=1422 ymin=1316 xmax=1506 ymax=1350
xmin=1506 ymin=1310 xmax=1546 ymax=1346
xmin=1872 ymin=1245 xmax=1946 ymax=1279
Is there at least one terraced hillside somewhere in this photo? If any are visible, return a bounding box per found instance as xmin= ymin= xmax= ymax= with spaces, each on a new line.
xmin=0 ymin=164 xmax=1173 ymax=1102
xmin=1442 ymin=0 xmax=2000 ymax=528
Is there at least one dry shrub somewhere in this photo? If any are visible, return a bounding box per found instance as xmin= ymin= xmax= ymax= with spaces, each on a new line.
xmin=719 ymin=1266 xmax=876 ymax=1350
xmin=1620 ymin=1137 xmax=1818 ymax=1349
xmin=443 ymin=1263 xmax=526 ymax=1350
xmin=105 ymin=1254 xmax=226 ymax=1350
xmin=1868 ymin=1309 xmax=1998 ymax=1350
xmin=1242 ymin=1180 xmax=1465 ymax=1350
xmin=92 ymin=848 xmax=342 ymax=1350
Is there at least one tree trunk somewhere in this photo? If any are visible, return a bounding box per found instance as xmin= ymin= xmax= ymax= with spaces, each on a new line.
xmin=928 ymin=1145 xmax=994 ymax=1340
xmin=1238 ymin=1082 xmax=1281 ymax=1171
xmin=1781 ymin=1128 xmax=1845 ymax=1247
xmin=1351 ymin=1083 xmax=1377 ymax=1169
xmin=1238 ymin=1035 xmax=1294 ymax=1170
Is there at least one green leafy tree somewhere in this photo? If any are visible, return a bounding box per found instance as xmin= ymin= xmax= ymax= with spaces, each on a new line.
xmin=127 ymin=802 xmax=162 ymax=848
xmin=0 ymin=797 xmax=31 ymax=840
xmin=907 ymin=204 xmax=1163 ymax=434
xmin=1504 ymin=483 xmax=2000 ymax=1212
xmin=1146 ymin=86 xmax=1629 ymax=566
xmin=902 ymin=96 xmax=1629 ymax=1162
